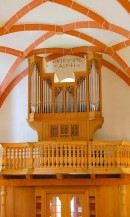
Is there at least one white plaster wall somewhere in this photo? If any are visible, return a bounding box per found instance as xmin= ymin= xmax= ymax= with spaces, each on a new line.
xmin=93 ymin=66 xmax=130 ymax=141
xmin=0 ymin=77 xmax=38 ymax=143
xmin=0 ymin=64 xmax=130 ymax=142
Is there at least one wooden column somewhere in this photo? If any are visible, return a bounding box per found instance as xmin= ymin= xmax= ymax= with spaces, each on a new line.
xmin=0 ymin=186 xmax=7 ymax=217
xmin=120 ymin=185 xmax=127 ymax=217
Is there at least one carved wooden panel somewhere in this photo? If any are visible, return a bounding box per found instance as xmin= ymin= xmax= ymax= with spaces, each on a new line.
xmin=71 ymin=124 xmax=79 ymax=137
xmin=50 ymin=125 xmax=58 ymax=138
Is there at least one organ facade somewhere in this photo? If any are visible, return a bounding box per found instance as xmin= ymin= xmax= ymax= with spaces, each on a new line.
xmin=28 ymin=53 xmax=103 ymax=141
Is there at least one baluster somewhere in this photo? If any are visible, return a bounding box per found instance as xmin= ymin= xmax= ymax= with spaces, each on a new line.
xmin=21 ymin=148 xmax=24 ymax=169
xmin=99 ymin=145 xmax=103 ymax=168
xmin=2 ymin=147 xmax=7 ymax=171
xmin=123 ymin=146 xmax=126 ymax=167
xmin=51 ymin=145 xmax=53 ymax=167
xmin=44 ymin=145 xmax=47 ymax=167
xmin=9 ymin=148 xmax=12 ymax=169
xmin=42 ymin=145 xmax=45 ymax=168
xmin=76 ymin=145 xmax=80 ymax=167
xmin=128 ymin=147 xmax=130 ymax=167
xmin=85 ymin=144 xmax=87 ymax=167
xmin=124 ymin=146 xmax=127 ymax=167
xmin=21 ymin=147 xmax=24 ymax=169
xmin=81 ymin=145 xmax=84 ymax=167
xmin=103 ymin=145 xmax=107 ymax=168
xmin=2 ymin=147 xmax=10 ymax=171
xmin=55 ymin=144 xmax=58 ymax=167
xmin=126 ymin=145 xmax=128 ymax=168
xmin=119 ymin=145 xmax=122 ymax=167
xmin=19 ymin=148 xmax=22 ymax=169
xmin=111 ymin=145 xmax=115 ymax=167
xmin=15 ymin=148 xmax=18 ymax=169
xmin=22 ymin=147 xmax=24 ymax=168
xmin=56 ymin=144 xmax=59 ymax=167
xmin=23 ymin=147 xmax=25 ymax=168
xmin=73 ymin=145 xmax=76 ymax=167
xmin=64 ymin=144 xmax=67 ymax=167
xmin=37 ymin=146 xmax=39 ymax=167
xmin=20 ymin=148 xmax=23 ymax=169
xmin=95 ymin=146 xmax=99 ymax=168
xmin=121 ymin=146 xmax=124 ymax=167
xmin=82 ymin=145 xmax=85 ymax=167
xmin=120 ymin=145 xmax=123 ymax=167
xmin=48 ymin=144 xmax=50 ymax=167
xmin=12 ymin=148 xmax=15 ymax=169
xmin=68 ymin=145 xmax=72 ymax=167
xmin=108 ymin=146 xmax=112 ymax=168
xmin=115 ymin=145 xmax=119 ymax=167
xmin=23 ymin=147 xmax=26 ymax=168
xmin=17 ymin=148 xmax=19 ymax=169
xmin=40 ymin=145 xmax=44 ymax=167
xmin=60 ymin=144 xmax=63 ymax=167
xmin=92 ymin=146 xmax=95 ymax=168
xmin=34 ymin=146 xmax=37 ymax=167
xmin=37 ymin=146 xmax=40 ymax=167
xmin=28 ymin=143 xmax=34 ymax=172
xmin=42 ymin=145 xmax=45 ymax=167
xmin=54 ymin=145 xmax=56 ymax=167
xmin=50 ymin=144 xmax=53 ymax=167
xmin=35 ymin=147 xmax=38 ymax=167
xmin=88 ymin=144 xmax=91 ymax=169
xmin=74 ymin=144 xmax=79 ymax=167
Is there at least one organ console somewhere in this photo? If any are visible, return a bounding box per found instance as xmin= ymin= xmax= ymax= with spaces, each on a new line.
xmin=27 ymin=53 xmax=104 ymax=141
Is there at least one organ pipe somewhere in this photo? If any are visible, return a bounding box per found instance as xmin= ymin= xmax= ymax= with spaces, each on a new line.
xmin=29 ymin=53 xmax=102 ymax=116
xmin=66 ymin=87 xmax=74 ymax=112
xmin=77 ymin=77 xmax=87 ymax=112
xmin=54 ymin=88 xmax=63 ymax=113
xmin=89 ymin=60 xmax=100 ymax=111
xmin=30 ymin=63 xmax=40 ymax=113
xmin=43 ymin=79 xmax=52 ymax=113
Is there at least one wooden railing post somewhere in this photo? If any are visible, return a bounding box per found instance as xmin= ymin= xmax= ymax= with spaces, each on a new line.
xmin=28 ymin=143 xmax=34 ymax=174
xmin=0 ymin=186 xmax=7 ymax=217
xmin=1 ymin=146 xmax=7 ymax=172
xmin=120 ymin=185 xmax=127 ymax=217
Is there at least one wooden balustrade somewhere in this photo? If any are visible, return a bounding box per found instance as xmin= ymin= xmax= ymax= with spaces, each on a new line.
xmin=0 ymin=141 xmax=130 ymax=175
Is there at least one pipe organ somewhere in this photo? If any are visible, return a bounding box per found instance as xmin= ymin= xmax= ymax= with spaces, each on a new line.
xmin=28 ymin=53 xmax=103 ymax=141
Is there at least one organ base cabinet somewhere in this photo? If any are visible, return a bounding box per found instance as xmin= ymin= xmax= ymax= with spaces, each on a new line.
xmin=28 ymin=112 xmax=103 ymax=141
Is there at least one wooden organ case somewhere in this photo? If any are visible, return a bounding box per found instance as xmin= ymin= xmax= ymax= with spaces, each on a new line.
xmin=27 ymin=53 xmax=104 ymax=141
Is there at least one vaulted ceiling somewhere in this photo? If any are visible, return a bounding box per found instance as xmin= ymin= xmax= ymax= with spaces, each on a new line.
xmin=0 ymin=0 xmax=130 ymax=107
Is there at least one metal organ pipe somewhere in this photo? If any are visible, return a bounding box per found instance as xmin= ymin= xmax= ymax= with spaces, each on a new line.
xmin=84 ymin=78 xmax=86 ymax=111
xmin=30 ymin=65 xmax=36 ymax=113
xmin=79 ymin=82 xmax=81 ymax=112
xmin=77 ymin=86 xmax=79 ymax=112
xmin=44 ymin=80 xmax=46 ymax=113
xmin=89 ymin=61 xmax=100 ymax=111
xmin=30 ymin=63 xmax=41 ymax=113
xmin=42 ymin=80 xmax=44 ymax=113
xmin=66 ymin=88 xmax=74 ymax=112
xmin=49 ymin=84 xmax=52 ymax=113
xmin=36 ymin=70 xmax=40 ymax=113
xmin=46 ymin=80 xmax=48 ymax=113
xmin=77 ymin=77 xmax=87 ymax=112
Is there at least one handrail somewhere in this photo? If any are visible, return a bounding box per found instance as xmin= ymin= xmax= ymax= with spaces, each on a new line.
xmin=0 ymin=141 xmax=130 ymax=175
